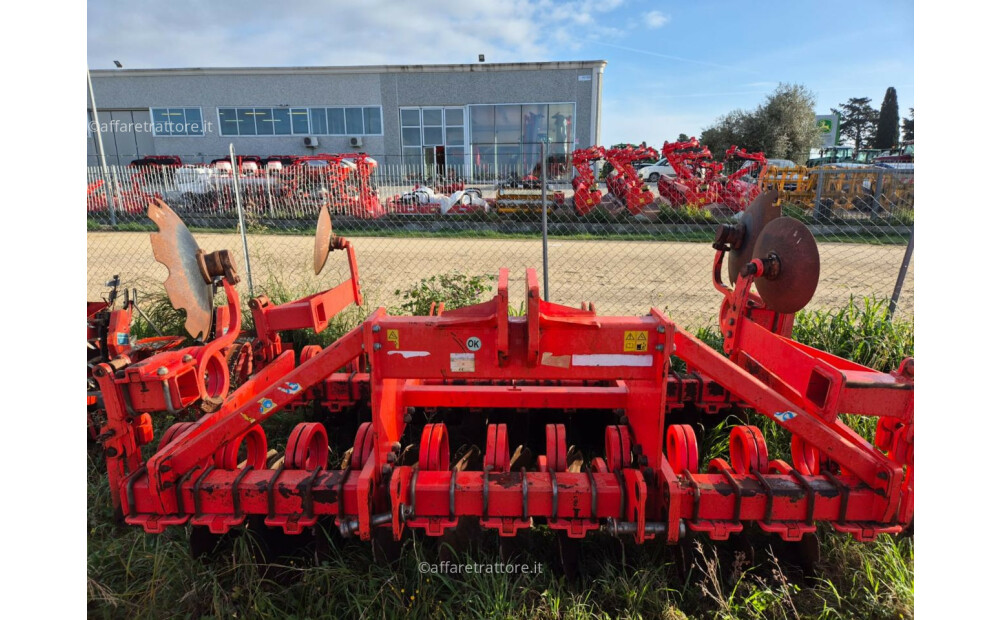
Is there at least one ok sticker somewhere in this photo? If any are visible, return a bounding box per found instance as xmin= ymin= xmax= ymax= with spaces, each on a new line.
xmin=466 ymin=337 xmax=482 ymax=351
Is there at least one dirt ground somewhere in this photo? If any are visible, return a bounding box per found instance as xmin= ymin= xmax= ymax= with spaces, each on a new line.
xmin=87 ymin=232 xmax=913 ymax=328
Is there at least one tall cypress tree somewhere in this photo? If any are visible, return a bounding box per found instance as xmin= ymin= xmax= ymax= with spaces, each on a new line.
xmin=875 ymin=87 xmax=900 ymax=149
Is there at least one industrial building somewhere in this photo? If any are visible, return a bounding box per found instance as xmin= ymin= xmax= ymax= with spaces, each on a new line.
xmin=87 ymin=60 xmax=606 ymax=175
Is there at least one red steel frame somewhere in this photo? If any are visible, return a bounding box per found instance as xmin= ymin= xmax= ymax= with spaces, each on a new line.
xmin=604 ymin=146 xmax=659 ymax=215
xmin=719 ymin=146 xmax=768 ymax=212
xmin=570 ymin=146 xmax=606 ymax=215
xmin=96 ymin=240 xmax=912 ymax=546
xmin=658 ymin=138 xmax=724 ymax=209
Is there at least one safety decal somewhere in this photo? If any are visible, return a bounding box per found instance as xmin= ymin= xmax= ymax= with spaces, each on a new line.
xmin=258 ymin=398 xmax=276 ymax=415
xmin=387 ymin=329 xmax=400 ymax=349
xmin=623 ymin=331 xmax=649 ymax=352
xmin=277 ymin=382 xmax=301 ymax=395
xmin=450 ymin=353 xmax=475 ymax=372
xmin=774 ymin=411 xmax=797 ymax=422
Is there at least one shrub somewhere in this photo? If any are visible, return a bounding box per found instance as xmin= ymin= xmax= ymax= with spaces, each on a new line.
xmin=657 ymin=202 xmax=716 ymax=225
xmin=392 ymin=272 xmax=496 ymax=316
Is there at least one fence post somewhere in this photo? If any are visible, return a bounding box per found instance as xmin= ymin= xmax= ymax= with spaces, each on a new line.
xmin=888 ymin=231 xmax=914 ymax=320
xmin=874 ymin=169 xmax=885 ymax=213
xmin=87 ymin=69 xmax=117 ymax=227
xmin=813 ymin=169 xmax=823 ymax=210
xmin=266 ymin=174 xmax=276 ymax=218
xmin=540 ymin=140 xmax=550 ymax=302
xmin=230 ymin=145 xmax=255 ymax=297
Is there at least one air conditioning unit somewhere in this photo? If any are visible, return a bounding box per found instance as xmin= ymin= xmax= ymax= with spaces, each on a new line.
xmin=349 ymin=136 xmax=364 ymax=148
xmin=304 ymin=136 xmax=320 ymax=148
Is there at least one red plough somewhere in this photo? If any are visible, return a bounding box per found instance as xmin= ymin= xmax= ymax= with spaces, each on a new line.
xmin=658 ymin=140 xmax=769 ymax=213
xmin=657 ymin=138 xmax=723 ymax=209
xmin=719 ymin=145 xmax=768 ymax=212
xmin=94 ymin=192 xmax=912 ymax=559
xmin=570 ymin=146 xmax=606 ymax=215
xmin=604 ymin=145 xmax=659 ymax=215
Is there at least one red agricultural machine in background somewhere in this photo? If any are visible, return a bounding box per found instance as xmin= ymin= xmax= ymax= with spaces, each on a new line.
xmin=259 ymin=153 xmax=383 ymax=218
xmin=570 ymin=146 xmax=606 ymax=216
xmin=718 ymin=146 xmax=768 ymax=212
xmin=657 ymin=138 xmax=724 ymax=209
xmin=657 ymin=140 xmax=768 ymax=213
xmin=92 ymin=193 xmax=912 ymax=570
xmin=87 ymin=168 xmax=168 ymax=215
xmin=604 ymin=145 xmax=659 ymax=215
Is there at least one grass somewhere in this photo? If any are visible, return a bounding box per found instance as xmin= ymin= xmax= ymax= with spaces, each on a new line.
xmin=89 ymin=291 xmax=914 ymax=619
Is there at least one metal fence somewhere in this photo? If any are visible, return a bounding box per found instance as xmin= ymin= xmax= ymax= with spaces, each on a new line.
xmin=86 ymin=160 xmax=914 ymax=329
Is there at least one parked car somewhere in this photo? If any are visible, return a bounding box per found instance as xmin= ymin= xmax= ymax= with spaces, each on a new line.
xmin=636 ymin=158 xmax=677 ymax=183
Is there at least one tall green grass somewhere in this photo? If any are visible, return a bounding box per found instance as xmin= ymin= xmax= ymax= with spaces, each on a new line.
xmin=792 ymin=295 xmax=913 ymax=373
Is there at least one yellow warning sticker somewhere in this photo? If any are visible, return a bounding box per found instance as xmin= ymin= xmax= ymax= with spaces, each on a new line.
xmin=623 ymin=331 xmax=649 ymax=352
xmin=387 ymin=329 xmax=400 ymax=349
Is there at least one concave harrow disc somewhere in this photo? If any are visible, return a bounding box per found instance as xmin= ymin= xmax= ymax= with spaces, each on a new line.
xmin=148 ymin=199 xmax=213 ymax=339
xmin=752 ymin=217 xmax=821 ymax=314
xmin=728 ymin=189 xmax=781 ymax=284
xmin=313 ymin=206 xmax=333 ymax=275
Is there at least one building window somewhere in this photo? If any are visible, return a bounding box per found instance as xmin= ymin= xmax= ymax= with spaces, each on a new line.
xmin=151 ymin=107 xmax=203 ymax=136
xmin=291 ymin=108 xmax=310 ymax=134
xmin=399 ymin=106 xmax=466 ymax=171
xmin=469 ymin=103 xmax=575 ymax=176
xmin=307 ymin=107 xmax=382 ymax=136
xmin=218 ymin=106 xmax=335 ymax=136
xmin=364 ymin=107 xmax=382 ymax=135
xmin=345 ymin=108 xmax=364 ymax=135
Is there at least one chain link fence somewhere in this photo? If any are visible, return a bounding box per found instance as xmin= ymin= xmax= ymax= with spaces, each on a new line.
xmin=87 ymin=156 xmax=914 ymax=329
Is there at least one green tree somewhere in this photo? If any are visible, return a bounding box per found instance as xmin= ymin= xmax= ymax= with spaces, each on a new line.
xmin=875 ymin=87 xmax=900 ymax=149
xmin=902 ymin=108 xmax=914 ymax=142
xmin=833 ymin=97 xmax=878 ymax=151
xmin=677 ymin=133 xmax=690 ymax=142
xmin=700 ymin=83 xmax=822 ymax=164
xmin=700 ymin=110 xmax=746 ymax=156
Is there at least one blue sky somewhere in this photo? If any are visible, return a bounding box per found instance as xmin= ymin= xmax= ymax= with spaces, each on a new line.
xmin=87 ymin=0 xmax=913 ymax=147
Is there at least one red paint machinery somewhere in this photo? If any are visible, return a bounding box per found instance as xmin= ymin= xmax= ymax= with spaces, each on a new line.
xmin=604 ymin=145 xmax=659 ymax=215
xmin=657 ymin=138 xmax=724 ymax=209
xmin=718 ymin=146 xmax=768 ymax=212
xmin=94 ymin=192 xmax=912 ymax=565
xmin=570 ymin=146 xmax=606 ymax=216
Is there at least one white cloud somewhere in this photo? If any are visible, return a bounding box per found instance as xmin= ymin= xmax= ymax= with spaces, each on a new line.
xmin=644 ymin=10 xmax=670 ymax=29
xmin=87 ymin=0 xmax=627 ymax=68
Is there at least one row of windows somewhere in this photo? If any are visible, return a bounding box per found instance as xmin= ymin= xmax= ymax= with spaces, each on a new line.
xmin=397 ymin=103 xmax=576 ymax=173
xmin=219 ymin=107 xmax=382 ymax=137
xmin=146 ymin=104 xmax=573 ymax=148
xmin=400 ymin=106 xmax=466 ymax=150
xmin=469 ymin=103 xmax=574 ymax=147
xmin=145 ymin=107 xmax=383 ymax=137
xmin=151 ymin=108 xmax=204 ymax=136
